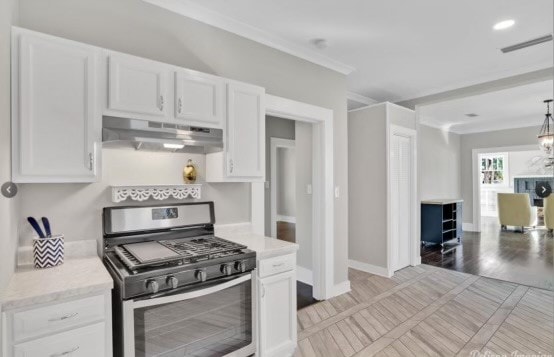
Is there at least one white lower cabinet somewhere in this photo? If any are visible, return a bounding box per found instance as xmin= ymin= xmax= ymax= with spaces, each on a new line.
xmin=13 ymin=322 xmax=105 ymax=357
xmin=2 ymin=292 xmax=112 ymax=357
xmin=257 ymin=254 xmax=297 ymax=357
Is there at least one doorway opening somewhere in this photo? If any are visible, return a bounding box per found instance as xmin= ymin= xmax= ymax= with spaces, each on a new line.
xmin=270 ymin=138 xmax=296 ymax=241
xmin=265 ymin=116 xmax=318 ymax=310
xmin=251 ymin=94 xmax=336 ymax=303
xmin=473 ymin=145 xmax=551 ymax=231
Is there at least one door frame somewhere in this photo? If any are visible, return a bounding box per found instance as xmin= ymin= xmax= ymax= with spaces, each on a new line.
xmin=270 ymin=138 xmax=296 ymax=238
xmin=471 ymin=144 xmax=540 ymax=232
xmin=387 ymin=124 xmax=418 ymax=274
xmin=251 ymin=94 xmax=336 ymax=300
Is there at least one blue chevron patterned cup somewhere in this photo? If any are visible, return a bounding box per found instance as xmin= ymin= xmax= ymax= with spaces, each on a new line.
xmin=32 ymin=235 xmax=64 ymax=269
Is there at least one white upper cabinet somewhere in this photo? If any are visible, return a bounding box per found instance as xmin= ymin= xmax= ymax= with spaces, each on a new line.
xmin=106 ymin=53 xmax=171 ymax=119
xmin=226 ymin=81 xmax=265 ymax=178
xmin=174 ymin=69 xmax=224 ymax=128
xmin=12 ymin=28 xmax=100 ymax=183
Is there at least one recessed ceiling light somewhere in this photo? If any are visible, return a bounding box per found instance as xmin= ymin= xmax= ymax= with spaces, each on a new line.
xmin=493 ymin=19 xmax=515 ymax=30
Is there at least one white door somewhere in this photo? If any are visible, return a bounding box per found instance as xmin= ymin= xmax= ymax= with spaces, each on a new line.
xmin=13 ymin=30 xmax=99 ymax=182
xmin=226 ymin=82 xmax=265 ymax=178
xmin=389 ymin=126 xmax=416 ymax=272
xmin=258 ymin=271 xmax=297 ymax=357
xmin=175 ymin=69 xmax=224 ymax=128
xmin=107 ymin=53 xmax=170 ymax=118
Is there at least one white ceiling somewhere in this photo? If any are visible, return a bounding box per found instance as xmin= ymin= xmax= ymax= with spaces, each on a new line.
xmin=146 ymin=0 xmax=553 ymax=102
xmin=418 ymin=80 xmax=554 ymax=134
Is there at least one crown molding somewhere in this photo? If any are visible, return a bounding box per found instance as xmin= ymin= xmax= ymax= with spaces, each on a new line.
xmin=347 ymin=91 xmax=378 ymax=105
xmin=144 ymin=0 xmax=355 ymax=75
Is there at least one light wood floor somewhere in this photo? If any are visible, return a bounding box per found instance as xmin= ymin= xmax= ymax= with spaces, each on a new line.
xmin=295 ymin=265 xmax=554 ymax=357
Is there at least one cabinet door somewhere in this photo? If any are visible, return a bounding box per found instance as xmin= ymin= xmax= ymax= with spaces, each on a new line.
xmin=13 ymin=31 xmax=98 ymax=182
xmin=259 ymin=270 xmax=297 ymax=357
xmin=107 ymin=53 xmax=169 ymax=118
xmin=175 ymin=70 xmax=224 ymax=128
xmin=226 ymin=82 xmax=265 ymax=177
xmin=13 ymin=322 xmax=105 ymax=357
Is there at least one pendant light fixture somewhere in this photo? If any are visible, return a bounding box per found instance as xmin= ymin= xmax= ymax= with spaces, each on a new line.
xmin=538 ymin=99 xmax=554 ymax=155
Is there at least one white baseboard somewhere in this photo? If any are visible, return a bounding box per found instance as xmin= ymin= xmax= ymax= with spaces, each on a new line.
xmin=413 ymin=257 xmax=421 ymax=266
xmin=296 ymin=266 xmax=313 ymax=285
xmin=276 ymin=215 xmax=296 ymax=224
xmin=332 ymin=280 xmax=351 ymax=297
xmin=462 ymin=222 xmax=479 ymax=232
xmin=349 ymin=259 xmax=393 ymax=278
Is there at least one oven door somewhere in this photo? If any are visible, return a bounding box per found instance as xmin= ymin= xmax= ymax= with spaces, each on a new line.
xmin=122 ymin=272 xmax=256 ymax=357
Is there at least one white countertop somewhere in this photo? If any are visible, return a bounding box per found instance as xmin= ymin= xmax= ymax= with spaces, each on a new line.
xmin=215 ymin=223 xmax=299 ymax=259
xmin=1 ymin=242 xmax=113 ymax=310
xmin=421 ymin=198 xmax=463 ymax=205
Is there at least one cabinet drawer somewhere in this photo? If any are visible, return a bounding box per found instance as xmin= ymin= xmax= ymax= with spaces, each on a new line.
xmin=259 ymin=254 xmax=295 ymax=278
xmin=12 ymin=294 xmax=106 ymax=342
xmin=13 ymin=322 xmax=105 ymax=357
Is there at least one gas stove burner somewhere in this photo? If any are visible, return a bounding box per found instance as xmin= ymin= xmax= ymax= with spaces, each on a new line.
xmin=112 ymin=236 xmax=248 ymax=272
xmin=160 ymin=236 xmax=246 ymax=257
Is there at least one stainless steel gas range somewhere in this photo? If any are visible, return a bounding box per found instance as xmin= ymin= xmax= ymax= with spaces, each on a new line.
xmin=102 ymin=202 xmax=257 ymax=357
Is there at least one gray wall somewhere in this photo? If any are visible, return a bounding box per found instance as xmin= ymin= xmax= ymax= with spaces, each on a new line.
xmin=0 ymin=0 xmax=19 ymax=295
xmin=264 ymin=116 xmax=295 ymax=236
xmin=419 ymin=125 xmax=461 ymax=201
xmin=295 ymin=122 xmax=313 ymax=271
xmin=460 ymin=125 xmax=542 ymax=224
xmin=348 ymin=105 xmax=388 ymax=268
xmin=17 ymin=0 xmax=350 ymax=285
xmin=277 ymin=148 xmax=296 ymax=217
xmin=18 ymin=149 xmax=251 ymax=246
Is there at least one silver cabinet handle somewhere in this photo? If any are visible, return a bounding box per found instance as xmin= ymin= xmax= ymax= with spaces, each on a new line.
xmin=261 ymin=284 xmax=266 ymax=298
xmin=272 ymin=263 xmax=284 ymax=268
xmin=159 ymin=95 xmax=164 ymax=111
xmin=88 ymin=152 xmax=94 ymax=171
xmin=178 ymin=97 xmax=183 ymax=114
xmin=229 ymin=159 xmax=234 ymax=173
xmin=50 ymin=346 xmax=79 ymax=357
xmin=48 ymin=312 xmax=79 ymax=322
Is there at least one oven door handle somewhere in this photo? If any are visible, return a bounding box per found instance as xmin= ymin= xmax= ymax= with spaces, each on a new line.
xmin=130 ymin=272 xmax=252 ymax=309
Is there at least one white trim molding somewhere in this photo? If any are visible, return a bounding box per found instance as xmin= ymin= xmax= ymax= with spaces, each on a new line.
xmin=462 ymin=223 xmax=478 ymax=232
xmin=276 ymin=215 xmax=296 ymax=224
xmin=347 ymin=92 xmax=378 ymax=107
xmin=143 ymin=0 xmax=354 ymax=75
xmin=349 ymin=259 xmax=393 ymax=278
xmin=260 ymin=94 xmax=334 ymax=301
xmin=296 ymin=266 xmax=313 ymax=286
xmin=332 ymin=280 xmax=351 ymax=297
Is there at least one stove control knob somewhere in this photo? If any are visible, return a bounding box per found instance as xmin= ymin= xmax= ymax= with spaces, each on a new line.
xmin=146 ymin=279 xmax=159 ymax=294
xmin=167 ymin=276 xmax=179 ymax=289
xmin=235 ymin=261 xmax=247 ymax=273
xmin=195 ymin=269 xmax=207 ymax=282
xmin=221 ymin=264 xmax=233 ymax=276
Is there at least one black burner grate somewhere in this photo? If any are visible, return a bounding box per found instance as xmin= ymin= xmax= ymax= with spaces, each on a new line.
xmin=114 ymin=235 xmax=247 ymax=272
xmin=160 ymin=237 xmax=247 ymax=259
